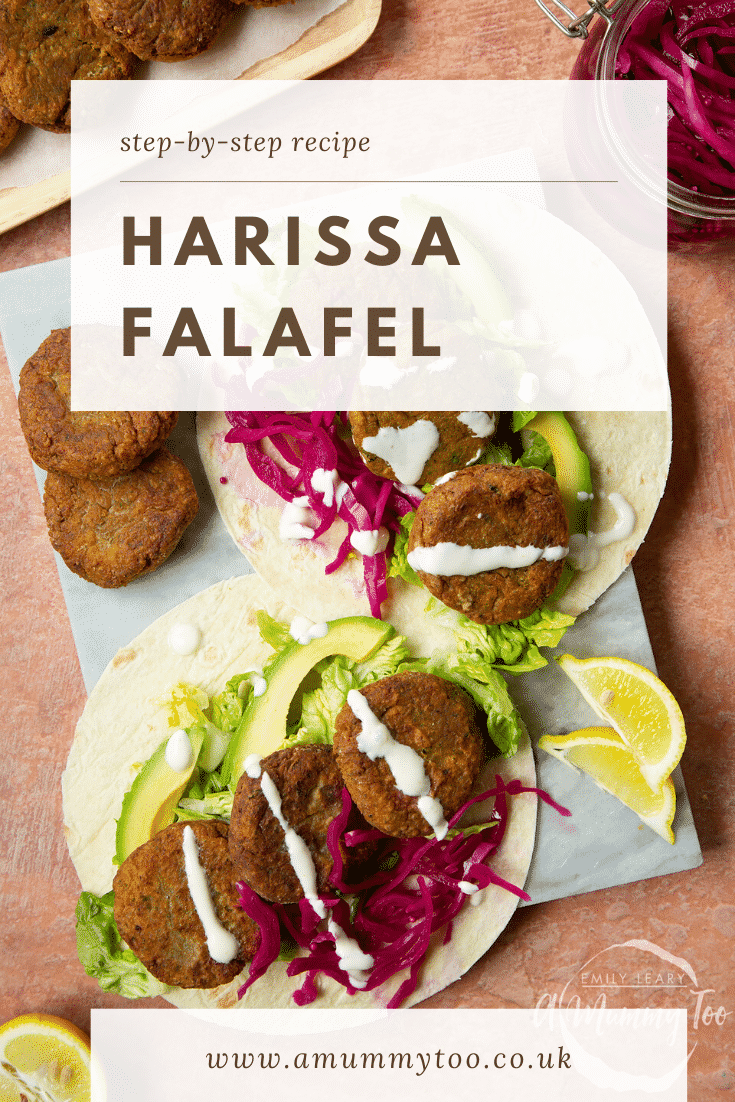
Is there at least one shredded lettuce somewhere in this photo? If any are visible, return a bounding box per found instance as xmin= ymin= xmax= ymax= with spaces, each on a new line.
xmin=288 ymin=633 xmax=410 ymax=747
xmin=516 ymin=429 xmax=554 ymax=473
xmin=75 ymin=891 xmax=171 ymax=999
xmin=256 ymin=610 xmax=292 ymax=652
xmin=512 ymin=410 xmax=538 ymax=432
xmin=430 ymin=600 xmax=575 ymax=675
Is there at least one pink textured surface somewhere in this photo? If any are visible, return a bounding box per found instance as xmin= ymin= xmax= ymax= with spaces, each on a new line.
xmin=1 ymin=7 xmax=735 ymax=1095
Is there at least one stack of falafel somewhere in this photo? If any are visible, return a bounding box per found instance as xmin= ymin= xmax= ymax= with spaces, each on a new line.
xmin=113 ymin=670 xmax=487 ymax=990
xmin=0 ymin=0 xmax=295 ymax=142
xmin=17 ymin=326 xmax=198 ymax=587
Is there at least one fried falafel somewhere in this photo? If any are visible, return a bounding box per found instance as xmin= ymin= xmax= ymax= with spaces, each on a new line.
xmin=18 ymin=328 xmax=177 ymax=478
xmin=113 ymin=820 xmax=259 ymax=989
xmin=43 ymin=446 xmax=198 ymax=587
xmin=333 ymin=671 xmax=484 ymax=839
xmin=348 ymin=411 xmax=497 ymax=487
xmin=87 ymin=0 xmax=235 ymax=61
xmin=229 ymin=745 xmax=375 ymax=905
xmin=407 ymin=464 xmax=568 ymax=625
xmin=0 ymin=0 xmax=135 ymax=132
xmin=0 ymin=93 xmax=20 ymax=152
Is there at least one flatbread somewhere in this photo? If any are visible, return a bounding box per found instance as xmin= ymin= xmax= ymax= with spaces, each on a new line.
xmin=196 ymin=411 xmax=672 ymax=623
xmin=62 ymin=574 xmax=537 ymax=1010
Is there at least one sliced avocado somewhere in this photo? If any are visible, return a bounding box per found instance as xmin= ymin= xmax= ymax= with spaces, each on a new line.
xmin=523 ymin=412 xmax=593 ymax=536
xmin=221 ymin=617 xmax=395 ymax=787
xmin=115 ymin=726 xmax=205 ymax=865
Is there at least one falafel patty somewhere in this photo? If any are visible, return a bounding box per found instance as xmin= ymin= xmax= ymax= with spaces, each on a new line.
xmin=44 ymin=446 xmax=198 ymax=587
xmin=229 ymin=745 xmax=374 ymax=905
xmin=407 ymin=464 xmax=568 ymax=625
xmin=18 ymin=328 xmax=177 ymax=478
xmin=333 ymin=671 xmax=484 ymax=839
xmin=348 ymin=411 xmax=497 ymax=487
xmin=113 ymin=820 xmax=259 ymax=989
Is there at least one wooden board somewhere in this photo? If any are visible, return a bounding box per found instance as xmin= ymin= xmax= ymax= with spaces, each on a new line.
xmin=0 ymin=0 xmax=381 ymax=237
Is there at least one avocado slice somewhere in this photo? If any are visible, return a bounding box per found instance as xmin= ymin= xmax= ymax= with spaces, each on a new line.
xmin=221 ymin=616 xmax=395 ymax=788
xmin=115 ymin=726 xmax=205 ymax=865
xmin=523 ymin=412 xmax=592 ymax=536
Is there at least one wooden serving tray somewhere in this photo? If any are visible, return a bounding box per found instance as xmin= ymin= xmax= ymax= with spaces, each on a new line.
xmin=0 ymin=0 xmax=381 ymax=237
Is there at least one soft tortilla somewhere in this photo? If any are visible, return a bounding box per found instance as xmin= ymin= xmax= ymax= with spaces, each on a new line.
xmin=196 ymin=411 xmax=671 ymax=623
xmin=63 ymin=574 xmax=537 ymax=1010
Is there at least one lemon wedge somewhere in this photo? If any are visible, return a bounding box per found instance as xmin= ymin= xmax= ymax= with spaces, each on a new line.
xmin=557 ymin=654 xmax=686 ymax=792
xmin=538 ymin=726 xmax=676 ymax=843
xmin=0 ymin=1015 xmax=91 ymax=1102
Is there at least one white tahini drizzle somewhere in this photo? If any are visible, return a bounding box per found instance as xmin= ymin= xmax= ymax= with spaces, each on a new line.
xmin=279 ymin=497 xmax=315 ymax=541
xmin=181 ymin=826 xmax=239 ymax=964
xmin=290 ymin=616 xmax=329 ymax=645
xmin=259 ymin=770 xmax=326 ymax=919
xmin=327 ymin=918 xmax=374 ymax=988
xmin=346 ymin=689 xmax=448 ymax=840
xmin=165 ymin=728 xmax=193 ymax=772
xmin=407 ymin=542 xmax=568 ymax=576
xmin=239 ymin=670 xmax=267 ymax=698
xmin=244 ymin=753 xmax=263 ymax=779
xmin=168 ymin=623 xmax=201 ymax=656
xmin=457 ymin=412 xmax=496 ymax=438
xmin=350 ymin=527 xmax=389 ymax=556
xmin=311 ymin=468 xmax=339 ymax=507
xmin=568 ymin=492 xmax=636 ymax=572
xmin=362 ymin=420 xmax=440 ymax=485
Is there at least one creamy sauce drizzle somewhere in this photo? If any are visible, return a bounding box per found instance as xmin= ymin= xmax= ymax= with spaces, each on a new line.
xmin=457 ymin=412 xmax=496 ymax=438
xmin=362 ymin=421 xmax=440 ymax=485
xmin=279 ymin=497 xmax=315 ymax=541
xmin=311 ymin=468 xmax=339 ymax=507
xmin=168 ymin=623 xmax=201 ymax=656
xmin=165 ymin=728 xmax=193 ymax=772
xmin=407 ymin=542 xmax=568 ymax=576
xmin=347 ymin=689 xmax=447 ymax=840
xmin=290 ymin=616 xmax=329 ymax=645
xmin=181 ymin=826 xmax=239 ymax=964
xmin=239 ymin=670 xmax=267 ymax=698
xmin=259 ymin=770 xmax=326 ymax=919
xmin=350 ymin=527 xmax=389 ymax=556
xmin=327 ymin=918 xmax=374 ymax=988
xmin=568 ymin=492 xmax=636 ymax=572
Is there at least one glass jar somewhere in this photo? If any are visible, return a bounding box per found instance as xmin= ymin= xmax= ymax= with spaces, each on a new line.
xmin=537 ymin=0 xmax=735 ymax=250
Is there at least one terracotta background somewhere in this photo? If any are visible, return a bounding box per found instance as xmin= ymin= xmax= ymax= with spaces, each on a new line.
xmin=1 ymin=2 xmax=734 ymax=1097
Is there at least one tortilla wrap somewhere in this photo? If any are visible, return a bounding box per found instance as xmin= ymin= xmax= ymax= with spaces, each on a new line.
xmin=62 ymin=573 xmax=537 ymax=1010
xmin=196 ymin=411 xmax=671 ymax=623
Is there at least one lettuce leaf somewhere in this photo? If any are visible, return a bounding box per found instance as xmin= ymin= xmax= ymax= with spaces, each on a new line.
xmin=289 ymin=633 xmax=410 ymax=747
xmin=424 ymin=598 xmax=574 ymax=674
xmin=256 ymin=610 xmax=291 ymax=652
xmin=388 ymin=512 xmax=422 ymax=587
xmin=512 ymin=411 xmax=538 ymax=432
xmin=75 ymin=891 xmax=170 ymax=999
xmin=400 ymin=654 xmax=525 ymax=757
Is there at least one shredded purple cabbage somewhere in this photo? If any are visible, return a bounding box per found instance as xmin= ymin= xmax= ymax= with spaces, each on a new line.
xmin=236 ymin=778 xmax=570 ymax=1008
xmin=617 ymin=0 xmax=735 ymax=201
xmin=224 ymin=412 xmax=421 ymax=618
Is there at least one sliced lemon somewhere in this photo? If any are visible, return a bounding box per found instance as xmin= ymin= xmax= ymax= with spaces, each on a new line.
xmin=557 ymin=654 xmax=686 ymax=792
xmin=0 ymin=1015 xmax=91 ymax=1102
xmin=538 ymin=726 xmax=676 ymax=843
xmin=0 ymin=1071 xmax=21 ymax=1102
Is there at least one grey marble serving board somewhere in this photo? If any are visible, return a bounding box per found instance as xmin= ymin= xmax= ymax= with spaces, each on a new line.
xmin=0 ymin=256 xmax=702 ymax=906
